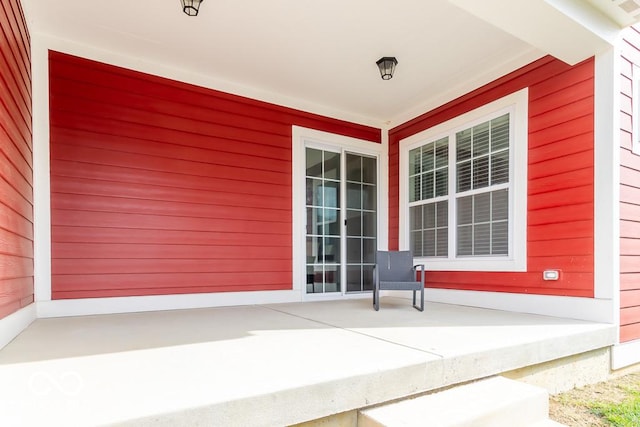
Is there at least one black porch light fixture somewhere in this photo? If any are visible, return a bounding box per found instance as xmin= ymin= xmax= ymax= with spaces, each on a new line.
xmin=376 ymin=57 xmax=398 ymax=80
xmin=181 ymin=0 xmax=204 ymax=16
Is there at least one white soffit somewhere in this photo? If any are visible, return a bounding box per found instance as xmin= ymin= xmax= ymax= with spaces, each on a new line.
xmin=587 ymin=0 xmax=640 ymax=27
xmin=448 ymin=0 xmax=621 ymax=66
xmin=19 ymin=0 xmax=623 ymax=125
xmin=20 ymin=0 xmax=545 ymax=126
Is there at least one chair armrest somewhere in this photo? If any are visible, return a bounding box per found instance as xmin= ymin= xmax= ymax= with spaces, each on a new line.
xmin=413 ymin=264 xmax=425 ymax=282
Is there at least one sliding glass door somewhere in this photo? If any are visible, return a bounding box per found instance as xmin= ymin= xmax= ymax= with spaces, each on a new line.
xmin=305 ymin=147 xmax=377 ymax=295
xmin=345 ymin=153 xmax=377 ymax=292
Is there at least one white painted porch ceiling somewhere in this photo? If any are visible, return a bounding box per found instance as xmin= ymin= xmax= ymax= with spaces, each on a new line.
xmin=21 ymin=0 xmax=634 ymax=126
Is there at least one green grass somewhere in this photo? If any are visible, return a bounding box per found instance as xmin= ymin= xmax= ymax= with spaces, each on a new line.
xmin=590 ymin=389 xmax=640 ymax=427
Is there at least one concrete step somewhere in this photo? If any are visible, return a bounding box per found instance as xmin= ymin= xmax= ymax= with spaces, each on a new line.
xmin=358 ymin=376 xmax=552 ymax=427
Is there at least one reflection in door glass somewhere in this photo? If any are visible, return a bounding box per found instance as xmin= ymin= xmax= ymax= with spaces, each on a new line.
xmin=345 ymin=153 xmax=377 ymax=293
xmin=306 ymin=148 xmax=341 ymax=293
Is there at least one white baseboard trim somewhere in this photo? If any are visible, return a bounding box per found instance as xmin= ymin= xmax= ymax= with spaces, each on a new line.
xmin=0 ymin=304 xmax=37 ymax=350
xmin=611 ymin=339 xmax=640 ymax=370
xmin=37 ymin=290 xmax=302 ymax=318
xmin=388 ymin=288 xmax=614 ymax=323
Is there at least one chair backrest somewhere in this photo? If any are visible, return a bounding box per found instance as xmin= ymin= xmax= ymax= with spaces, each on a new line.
xmin=376 ymin=251 xmax=415 ymax=282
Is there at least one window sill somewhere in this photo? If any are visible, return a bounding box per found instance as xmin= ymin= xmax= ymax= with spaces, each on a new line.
xmin=415 ymin=256 xmax=527 ymax=272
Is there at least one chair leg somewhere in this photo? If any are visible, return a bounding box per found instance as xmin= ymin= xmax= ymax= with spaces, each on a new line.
xmin=413 ymin=288 xmax=425 ymax=312
xmin=373 ymin=284 xmax=380 ymax=311
xmin=373 ymin=265 xmax=379 ymax=311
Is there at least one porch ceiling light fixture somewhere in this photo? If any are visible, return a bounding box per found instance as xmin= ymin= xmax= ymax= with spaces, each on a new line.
xmin=181 ymin=0 xmax=204 ymax=16
xmin=376 ymin=57 xmax=398 ymax=80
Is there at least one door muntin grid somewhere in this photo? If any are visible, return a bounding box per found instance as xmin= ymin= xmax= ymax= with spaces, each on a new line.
xmin=345 ymin=153 xmax=377 ymax=293
xmin=306 ymin=148 xmax=341 ymax=293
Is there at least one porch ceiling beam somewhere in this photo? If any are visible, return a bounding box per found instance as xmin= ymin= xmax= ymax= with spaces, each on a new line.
xmin=448 ymin=0 xmax=621 ymax=65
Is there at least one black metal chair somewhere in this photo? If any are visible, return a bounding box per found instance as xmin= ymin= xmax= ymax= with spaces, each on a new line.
xmin=373 ymin=250 xmax=425 ymax=311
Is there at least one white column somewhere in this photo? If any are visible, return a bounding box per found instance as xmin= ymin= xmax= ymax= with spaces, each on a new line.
xmin=32 ymin=34 xmax=52 ymax=304
xmin=594 ymin=45 xmax=621 ymax=329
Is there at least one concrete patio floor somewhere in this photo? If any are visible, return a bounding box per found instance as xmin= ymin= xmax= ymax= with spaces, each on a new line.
xmin=0 ymin=297 xmax=615 ymax=426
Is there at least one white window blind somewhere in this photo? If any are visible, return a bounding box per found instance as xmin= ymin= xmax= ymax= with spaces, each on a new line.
xmin=409 ymin=137 xmax=448 ymax=202
xmin=455 ymin=114 xmax=510 ymax=256
xmin=457 ymin=189 xmax=508 ymax=256
xmin=408 ymin=113 xmax=511 ymax=259
xmin=410 ymin=201 xmax=448 ymax=257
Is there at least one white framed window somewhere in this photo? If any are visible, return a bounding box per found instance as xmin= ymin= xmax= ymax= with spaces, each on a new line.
xmin=399 ymin=89 xmax=528 ymax=272
xmin=633 ymin=64 xmax=640 ymax=155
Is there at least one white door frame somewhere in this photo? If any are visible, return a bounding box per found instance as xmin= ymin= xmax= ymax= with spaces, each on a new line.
xmin=292 ymin=126 xmax=387 ymax=301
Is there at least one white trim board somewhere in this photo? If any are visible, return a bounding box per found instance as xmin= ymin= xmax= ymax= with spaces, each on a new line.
xmin=611 ymin=339 xmax=640 ymax=369
xmin=388 ymin=288 xmax=615 ymax=323
xmin=36 ymin=290 xmax=301 ymax=318
xmin=0 ymin=305 xmax=37 ymax=350
xmin=594 ymin=47 xmax=621 ymax=308
xmin=32 ymin=34 xmax=52 ymax=303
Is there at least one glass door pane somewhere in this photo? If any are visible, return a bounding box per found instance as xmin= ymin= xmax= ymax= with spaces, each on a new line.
xmin=306 ymin=148 xmax=341 ymax=293
xmin=345 ymin=153 xmax=377 ymax=293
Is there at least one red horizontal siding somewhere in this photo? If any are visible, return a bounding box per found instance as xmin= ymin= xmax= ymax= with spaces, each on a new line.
xmin=51 ymin=192 xmax=288 ymax=222
xmin=388 ymin=56 xmax=594 ymax=297
xmin=0 ymin=200 xmax=33 ymax=239
xmin=619 ymin=26 xmax=640 ymax=342
xmin=621 ymin=256 xmax=640 ymax=274
xmin=0 ymin=11 xmax=30 ymax=123
xmin=51 ymin=243 xmax=290 ymax=260
xmin=52 ymin=136 xmax=291 ymax=176
xmin=528 ymin=203 xmax=593 ymax=225
xmin=529 ymin=168 xmax=593 ymax=197
xmin=1 ymin=253 xmax=32 ymax=278
xmin=49 ymin=51 xmax=380 ymax=299
xmin=0 ymin=125 xmax=32 ymax=183
xmin=0 ymin=227 xmax=33 ymax=257
xmin=621 ymin=323 xmax=640 ymax=342
xmin=621 ymin=184 xmax=640 ymax=204
xmin=51 ymin=142 xmax=290 ymax=186
xmin=621 ymin=273 xmax=640 ymax=291
xmin=51 ymin=209 xmax=291 ymax=235
xmin=0 ymin=277 xmax=33 ymax=319
xmin=621 ymin=238 xmax=640 ymax=255
xmin=528 ymin=186 xmax=593 ymax=211
xmin=51 ymin=160 xmax=285 ymax=200
xmin=0 ymin=0 xmax=32 ymax=320
xmin=49 ymin=53 xmax=379 ymax=143
xmin=621 ymin=143 xmax=640 ymax=168
xmin=52 ymin=258 xmax=292 ymax=275
xmin=528 ymin=220 xmax=592 ymax=241
xmin=528 ymin=238 xmax=593 ymax=257
xmin=54 ymin=126 xmax=290 ymax=162
xmin=621 ymin=204 xmax=640 ymax=224
xmin=622 ymin=289 xmax=640 ymax=307
xmin=51 ymin=226 xmax=287 ymax=246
